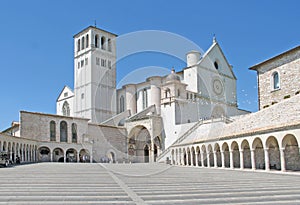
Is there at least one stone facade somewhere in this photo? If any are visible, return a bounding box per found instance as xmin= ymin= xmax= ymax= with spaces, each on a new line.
xmin=250 ymin=46 xmax=300 ymax=110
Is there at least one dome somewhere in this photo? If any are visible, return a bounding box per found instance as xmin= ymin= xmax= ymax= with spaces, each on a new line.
xmin=166 ymin=69 xmax=180 ymax=82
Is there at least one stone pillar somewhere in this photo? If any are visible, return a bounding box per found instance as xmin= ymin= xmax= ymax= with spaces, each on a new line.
xmin=77 ymin=151 xmax=80 ymax=163
xmin=181 ymin=150 xmax=184 ymax=166
xmin=214 ymin=151 xmax=218 ymax=168
xmin=207 ymin=153 xmax=210 ymax=168
xmin=50 ymin=150 xmax=53 ymax=162
xmin=251 ymin=149 xmax=256 ymax=170
xmin=64 ymin=150 xmax=66 ymax=163
xmin=264 ymin=148 xmax=270 ymax=171
xmin=200 ymin=152 xmax=204 ymax=167
xmin=280 ymin=148 xmax=286 ymax=172
xmin=90 ymin=151 xmax=93 ymax=163
xmin=190 ymin=150 xmax=194 ymax=166
xmin=230 ymin=151 xmax=234 ymax=169
xmin=240 ymin=150 xmax=244 ymax=170
xmin=10 ymin=151 xmax=13 ymax=161
xmin=124 ymin=84 xmax=137 ymax=115
xmin=195 ymin=152 xmax=199 ymax=166
xmin=221 ymin=151 xmax=225 ymax=168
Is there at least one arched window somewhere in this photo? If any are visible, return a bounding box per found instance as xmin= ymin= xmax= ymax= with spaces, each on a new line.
xmin=62 ymin=101 xmax=70 ymax=116
xmin=95 ymin=35 xmax=99 ymax=48
xmin=60 ymin=121 xmax=68 ymax=142
xmin=50 ymin=121 xmax=56 ymax=142
xmin=77 ymin=39 xmax=80 ymax=52
xmin=177 ymin=89 xmax=180 ymax=97
xmin=107 ymin=38 xmax=112 ymax=52
xmin=273 ymin=72 xmax=280 ymax=90
xmin=120 ymin=96 xmax=125 ymax=113
xmin=72 ymin=123 xmax=77 ymax=143
xmin=81 ymin=36 xmax=85 ymax=50
xmin=101 ymin=36 xmax=106 ymax=50
xmin=86 ymin=34 xmax=89 ymax=48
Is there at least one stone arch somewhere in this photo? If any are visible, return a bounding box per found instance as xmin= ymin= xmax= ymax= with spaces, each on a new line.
xmin=282 ymin=134 xmax=300 ymax=171
xmin=186 ymin=147 xmax=191 ymax=166
xmin=38 ymin=146 xmax=51 ymax=162
xmin=241 ymin=139 xmax=251 ymax=169
xmin=60 ymin=121 xmax=68 ymax=142
xmin=196 ymin=146 xmax=201 ymax=166
xmin=107 ymin=150 xmax=116 ymax=163
xmin=182 ymin=148 xmax=187 ymax=166
xmin=66 ymin=148 xmax=77 ymax=162
xmin=201 ymin=145 xmax=207 ymax=167
xmin=128 ymin=126 xmax=151 ymax=163
xmin=214 ymin=143 xmax=222 ymax=167
xmin=53 ymin=147 xmax=64 ymax=162
xmin=207 ymin=144 xmax=214 ymax=167
xmin=266 ymin=136 xmax=280 ymax=170
xmin=252 ymin=137 xmax=265 ymax=170
xmin=222 ymin=142 xmax=230 ymax=168
xmin=191 ymin=146 xmax=196 ymax=166
xmin=79 ymin=149 xmax=90 ymax=163
xmin=171 ymin=149 xmax=175 ymax=165
xmin=211 ymin=105 xmax=225 ymax=119
xmin=231 ymin=141 xmax=240 ymax=168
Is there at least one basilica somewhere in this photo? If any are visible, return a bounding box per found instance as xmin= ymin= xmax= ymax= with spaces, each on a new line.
xmin=1 ymin=26 xmax=300 ymax=172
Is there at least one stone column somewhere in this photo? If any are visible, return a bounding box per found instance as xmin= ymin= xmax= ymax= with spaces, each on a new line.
xmin=221 ymin=151 xmax=225 ymax=168
xmin=124 ymin=84 xmax=137 ymax=115
xmin=264 ymin=148 xmax=270 ymax=171
xmin=90 ymin=151 xmax=93 ymax=163
xmin=64 ymin=150 xmax=66 ymax=163
xmin=230 ymin=151 xmax=234 ymax=169
xmin=200 ymin=152 xmax=204 ymax=167
xmin=181 ymin=150 xmax=185 ymax=166
xmin=214 ymin=151 xmax=218 ymax=168
xmin=240 ymin=150 xmax=244 ymax=169
xmin=149 ymin=77 xmax=162 ymax=115
xmin=77 ymin=151 xmax=80 ymax=163
xmin=195 ymin=152 xmax=199 ymax=166
xmin=280 ymin=148 xmax=286 ymax=172
xmin=251 ymin=149 xmax=256 ymax=170
xmin=190 ymin=150 xmax=194 ymax=166
xmin=207 ymin=153 xmax=210 ymax=168
xmin=50 ymin=150 xmax=53 ymax=162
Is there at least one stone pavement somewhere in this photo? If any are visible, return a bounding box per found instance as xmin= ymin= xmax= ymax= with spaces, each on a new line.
xmin=1 ymin=163 xmax=300 ymax=204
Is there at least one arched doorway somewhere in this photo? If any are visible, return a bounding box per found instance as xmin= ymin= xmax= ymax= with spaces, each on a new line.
xmin=222 ymin=143 xmax=230 ymax=168
xmin=66 ymin=148 xmax=77 ymax=162
xmin=201 ymin=145 xmax=207 ymax=167
xmin=79 ymin=149 xmax=90 ymax=163
xmin=53 ymin=148 xmax=64 ymax=162
xmin=196 ymin=146 xmax=201 ymax=166
xmin=252 ymin=138 xmax=265 ymax=170
xmin=282 ymin=134 xmax=300 ymax=171
xmin=38 ymin=147 xmax=51 ymax=162
xmin=241 ymin=140 xmax=251 ymax=169
xmin=266 ymin=136 xmax=280 ymax=170
xmin=214 ymin=143 xmax=222 ymax=167
xmin=107 ymin=151 xmax=116 ymax=163
xmin=208 ymin=145 xmax=214 ymax=167
xmin=231 ymin=141 xmax=240 ymax=168
xmin=128 ymin=126 xmax=151 ymax=163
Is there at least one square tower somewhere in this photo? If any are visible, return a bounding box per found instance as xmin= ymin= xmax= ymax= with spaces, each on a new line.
xmin=73 ymin=26 xmax=117 ymax=123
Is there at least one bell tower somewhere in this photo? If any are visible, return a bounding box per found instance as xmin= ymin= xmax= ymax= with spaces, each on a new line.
xmin=73 ymin=26 xmax=117 ymax=123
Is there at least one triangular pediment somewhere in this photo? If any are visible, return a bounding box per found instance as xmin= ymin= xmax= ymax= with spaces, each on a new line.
xmin=56 ymin=86 xmax=74 ymax=102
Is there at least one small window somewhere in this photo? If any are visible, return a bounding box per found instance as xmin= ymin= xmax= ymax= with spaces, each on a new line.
xmin=78 ymin=62 xmax=80 ymax=69
xmin=85 ymin=58 xmax=88 ymax=65
xmin=273 ymin=72 xmax=280 ymax=90
xmin=108 ymin=60 xmax=111 ymax=69
xmin=101 ymin=36 xmax=106 ymax=50
xmin=95 ymin=35 xmax=99 ymax=48
xmin=77 ymin=39 xmax=81 ymax=52
xmin=86 ymin=34 xmax=89 ymax=48
xmin=107 ymin=38 xmax=112 ymax=52
xmin=214 ymin=61 xmax=219 ymax=69
xmin=81 ymin=36 xmax=85 ymax=50
xmin=81 ymin=93 xmax=84 ymax=99
xmin=64 ymin=92 xmax=68 ymax=97
xmin=81 ymin=60 xmax=84 ymax=67
xmin=96 ymin=57 xmax=100 ymax=65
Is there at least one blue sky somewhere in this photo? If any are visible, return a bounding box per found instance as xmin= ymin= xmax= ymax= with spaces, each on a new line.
xmin=0 ymin=0 xmax=299 ymax=130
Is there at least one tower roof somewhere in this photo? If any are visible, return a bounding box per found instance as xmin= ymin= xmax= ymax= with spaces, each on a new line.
xmin=73 ymin=26 xmax=118 ymax=38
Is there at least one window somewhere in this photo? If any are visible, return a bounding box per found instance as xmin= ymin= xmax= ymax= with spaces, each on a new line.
xmin=101 ymin=59 xmax=106 ymax=67
xmin=86 ymin=34 xmax=89 ymax=48
xmin=72 ymin=123 xmax=77 ymax=143
xmin=96 ymin=57 xmax=100 ymax=65
xmin=81 ymin=93 xmax=84 ymax=99
xmin=64 ymin=92 xmax=68 ymax=97
xmin=85 ymin=58 xmax=88 ymax=65
xmin=214 ymin=61 xmax=219 ymax=69
xmin=165 ymin=89 xmax=170 ymax=98
xmin=107 ymin=38 xmax=112 ymax=52
xmin=120 ymin=96 xmax=125 ymax=113
xmin=272 ymin=72 xmax=280 ymax=90
xmin=108 ymin=60 xmax=111 ymax=69
xmin=81 ymin=36 xmax=85 ymax=50
xmin=177 ymin=89 xmax=180 ymax=97
xmin=60 ymin=121 xmax=68 ymax=143
xmin=78 ymin=62 xmax=80 ymax=69
xmin=77 ymin=39 xmax=80 ymax=52
xmin=95 ymin=34 xmax=99 ymax=48
xmin=62 ymin=101 xmax=70 ymax=116
xmin=50 ymin=121 xmax=56 ymax=142
xmin=142 ymin=89 xmax=148 ymax=109
xmin=101 ymin=36 xmax=106 ymax=50
xmin=81 ymin=60 xmax=84 ymax=67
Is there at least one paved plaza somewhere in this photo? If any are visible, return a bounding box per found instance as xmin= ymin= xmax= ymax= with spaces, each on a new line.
xmin=0 ymin=163 xmax=300 ymax=204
